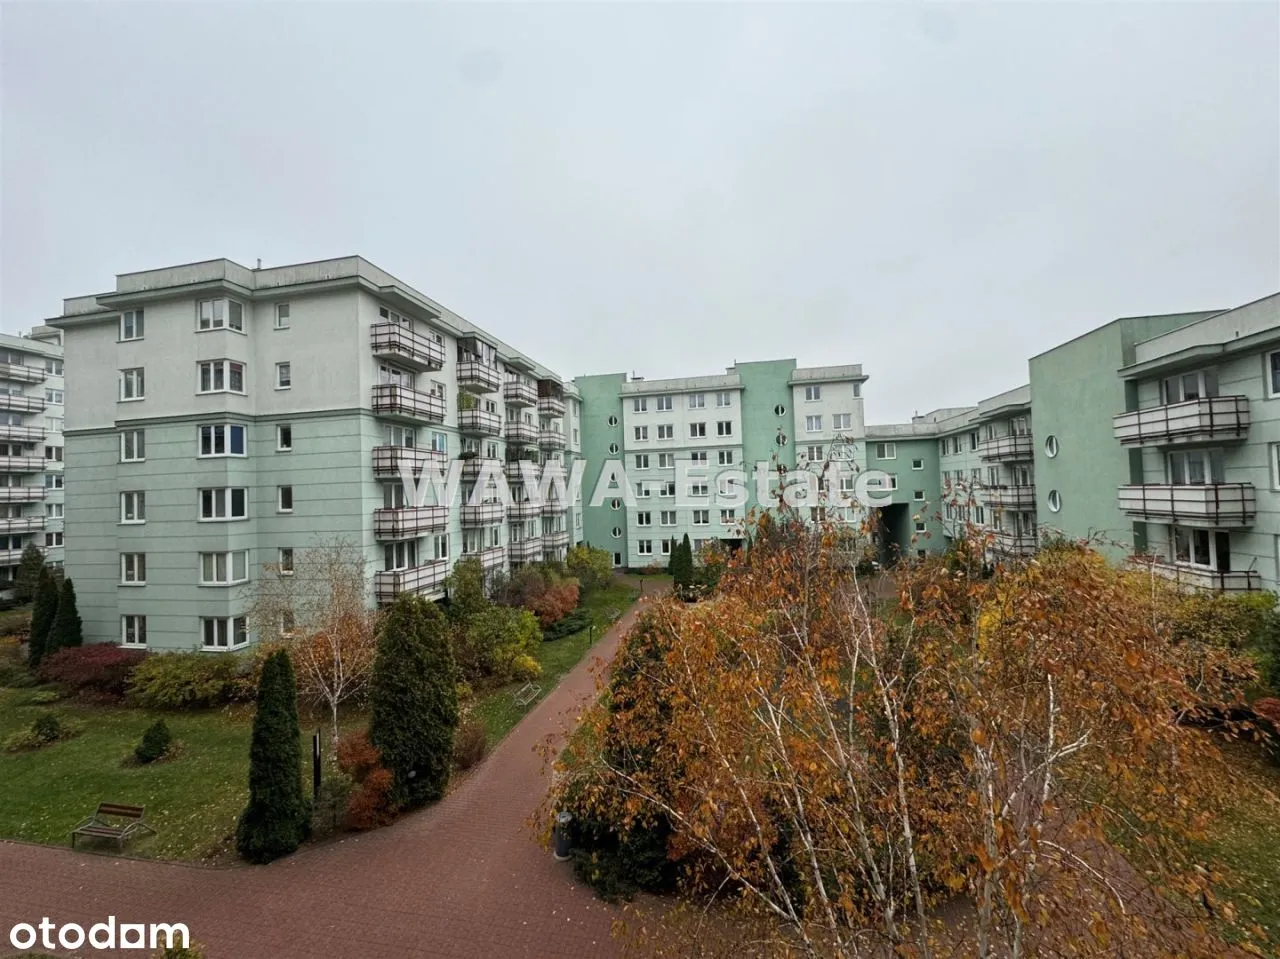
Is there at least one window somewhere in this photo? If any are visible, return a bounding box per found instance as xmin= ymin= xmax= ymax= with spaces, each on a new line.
xmin=1167 ymin=448 xmax=1225 ymax=485
xmin=277 ymin=425 xmax=292 ymax=451
xmin=44 ymin=445 xmax=63 ymax=462
xmin=875 ymin=442 xmax=897 ymax=460
xmin=636 ymin=511 xmax=652 ymax=526
xmin=432 ymin=534 xmax=449 ymax=561
xmin=274 ymin=303 xmax=291 ymax=330
xmin=199 ymin=487 xmax=248 ymax=520
xmin=715 ymin=391 xmax=732 ymax=408
xmin=430 ymin=431 xmax=447 ymax=454
xmin=805 ymin=385 xmax=822 ymax=401
xmin=632 ymin=397 xmax=648 ymax=413
xmin=45 ymin=503 xmax=63 ymax=518
xmin=688 ymin=394 xmax=705 ymax=409
xmin=120 ymin=368 xmax=144 ymax=401
xmin=121 ymin=615 xmax=147 ymax=647
xmin=689 ymin=422 xmax=706 ymax=438
xmin=198 ymin=360 xmax=245 ymax=394
xmin=384 ymin=541 xmax=417 ymax=571
xmin=278 ymin=486 xmax=293 ymax=512
xmin=656 ymin=396 xmax=672 ymax=412
xmin=1172 ymin=526 xmax=1230 ymax=571
xmin=198 ymin=424 xmax=247 ymax=457
xmin=637 ymin=540 xmax=653 ymax=556
xmin=47 ymin=417 xmax=64 ymax=432
xmin=833 ymin=413 xmax=851 ymax=431
xmin=44 ymin=358 xmax=64 ymax=375
xmin=718 ymin=450 xmax=734 ymax=466
xmin=45 ymin=473 xmax=64 ymax=489
xmin=279 ymin=548 xmax=294 ymax=575
xmin=197 ymin=298 xmax=245 ymax=332
xmin=1047 ymin=490 xmax=1062 ymax=512
xmin=1162 ymin=369 xmax=1218 ymax=405
xmin=120 ymin=309 xmax=144 ymax=341
xmin=660 ymin=510 xmax=676 ymax=526
xmin=634 ymin=454 xmax=650 ymax=470
xmin=611 ymin=527 xmax=622 ymax=538
xmin=275 ymin=362 xmax=292 ymax=390
xmin=636 ymin=481 xmax=650 ymax=498
xmin=120 ymin=491 xmax=145 ymax=524
xmin=688 ymin=482 xmax=708 ymax=496
xmin=720 ymin=508 xmax=737 ymax=524
xmin=634 ymin=426 xmax=648 ymax=441
xmin=613 ymin=551 xmax=622 ymax=566
xmin=658 ymin=453 xmax=674 ymax=468
xmin=660 ymin=481 xmax=676 ymax=497
xmin=915 ymin=521 xmax=926 ymax=533
xmin=1269 ymin=352 xmax=1280 ymax=398
xmin=200 ymin=551 xmax=248 ymax=585
xmin=120 ymin=553 xmax=146 ymax=585
xmin=120 ymin=430 xmax=145 ymax=462
xmin=805 ymin=415 xmax=822 ymax=432
xmin=717 ymin=421 xmax=732 ymax=437
xmin=914 ymin=490 xmax=925 ymax=501
xmin=45 ymin=531 xmax=63 ymax=547
xmin=805 ymin=445 xmax=824 ymax=462
xmin=202 ymin=616 xmax=248 ymax=649
xmin=693 ymin=509 xmax=709 ymax=525
xmin=912 ymin=458 xmax=924 ymax=470
xmin=45 ymin=388 xmax=64 ymax=404
xmin=690 ymin=451 xmax=708 ymax=465
xmin=660 ymin=539 xmax=672 ymax=556
xmin=657 ymin=424 xmax=673 ymax=440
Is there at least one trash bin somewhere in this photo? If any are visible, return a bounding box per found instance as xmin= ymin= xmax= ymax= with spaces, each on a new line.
xmin=553 ymin=811 xmax=573 ymax=861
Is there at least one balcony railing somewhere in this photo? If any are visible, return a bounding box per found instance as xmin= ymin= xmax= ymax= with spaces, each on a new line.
xmin=374 ymin=561 xmax=447 ymax=604
xmin=0 ymin=425 xmax=46 ymax=444
xmin=1113 ymin=395 xmax=1250 ymax=447
xmin=0 ymin=487 xmax=46 ymax=502
xmin=1128 ymin=558 xmax=1261 ymax=593
xmin=372 ymin=445 xmax=447 ymax=478
xmin=503 ymin=380 xmax=538 ymax=407
xmin=542 ymin=530 xmax=570 ymax=548
xmin=460 ymin=502 xmax=506 ymax=526
xmin=460 ymin=457 xmax=501 ymax=481
xmin=463 ymin=545 xmax=506 ymax=570
xmin=0 ymin=456 xmax=48 ymax=473
xmin=0 ymin=516 xmax=45 ymax=534
xmin=504 ymin=421 xmax=538 ymax=445
xmin=458 ymin=408 xmax=501 ymax=436
xmin=989 ymin=529 xmax=1037 ymax=556
xmin=541 ymin=500 xmax=567 ymax=515
xmin=370 ymin=322 xmax=445 ymax=372
xmin=505 ymin=459 xmax=539 ymax=483
xmin=1117 ymin=483 xmax=1256 ymax=527
xmin=0 ymin=547 xmax=35 ymax=565
xmin=539 ymin=429 xmax=566 ymax=450
xmin=509 ymin=538 xmax=544 ymax=562
xmin=372 ymin=383 xmax=445 ymax=424
xmin=0 ymin=363 xmax=46 ymax=384
xmin=373 ymin=505 xmax=449 ymax=540
xmin=979 ymin=433 xmax=1034 ymax=462
xmin=457 ymin=361 xmax=501 ymax=394
xmin=982 ymin=485 xmax=1037 ymax=510
xmin=508 ymin=500 xmax=541 ymax=519
xmin=537 ymin=395 xmax=566 ymax=417
xmin=0 ymin=394 xmax=46 ymax=414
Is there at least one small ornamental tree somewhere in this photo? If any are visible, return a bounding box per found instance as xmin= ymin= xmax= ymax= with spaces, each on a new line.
xmin=27 ymin=566 xmax=59 ymax=669
xmin=444 ymin=557 xmax=489 ymax=625
xmin=369 ymin=595 xmax=459 ymax=809
xmin=235 ymin=649 xmax=309 ymax=863
xmin=672 ymin=534 xmax=694 ymax=598
xmin=44 ymin=577 xmax=83 ymax=656
xmin=14 ymin=542 xmax=45 ymax=604
xmin=566 ymin=544 xmax=613 ymax=593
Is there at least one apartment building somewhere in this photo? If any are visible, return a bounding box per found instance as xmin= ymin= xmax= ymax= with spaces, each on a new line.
xmin=0 ymin=327 xmax=65 ymax=589
xmin=47 ymin=257 xmax=580 ymax=652
xmin=575 ymin=360 xmax=868 ymax=569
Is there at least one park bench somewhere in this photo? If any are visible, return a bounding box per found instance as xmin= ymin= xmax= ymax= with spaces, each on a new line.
xmin=514 ymin=682 xmax=542 ymax=707
xmin=71 ymin=802 xmax=156 ymax=851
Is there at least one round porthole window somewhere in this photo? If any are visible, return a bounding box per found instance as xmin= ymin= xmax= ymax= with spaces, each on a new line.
xmin=774 ymin=404 xmax=787 ymax=416
xmin=611 ymin=527 xmax=622 ymax=538
xmin=1045 ymin=435 xmax=1059 ymax=458
xmin=610 ymin=498 xmax=621 ymax=510
xmin=607 ymin=415 xmax=619 ymax=427
xmin=608 ymin=442 xmax=619 ymax=455
xmin=776 ymin=431 xmax=789 ymax=446
xmin=1047 ymin=490 xmax=1062 ymax=513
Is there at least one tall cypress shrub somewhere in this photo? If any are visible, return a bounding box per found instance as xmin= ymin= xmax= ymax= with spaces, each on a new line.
xmin=236 ymin=649 xmax=309 ymax=863
xmin=44 ymin=577 xmax=83 ymax=656
xmin=673 ymin=534 xmax=695 ymax=598
xmin=369 ymin=595 xmax=459 ymax=809
xmin=27 ymin=567 xmax=59 ymax=668
xmin=14 ymin=543 xmax=45 ymax=604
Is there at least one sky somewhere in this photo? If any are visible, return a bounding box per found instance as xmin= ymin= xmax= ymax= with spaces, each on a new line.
xmin=2 ymin=2 xmax=1277 ymax=423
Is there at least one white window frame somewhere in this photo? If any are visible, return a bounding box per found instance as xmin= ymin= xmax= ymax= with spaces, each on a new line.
xmin=637 ymin=539 xmax=653 ymax=556
xmin=634 ymin=425 xmax=648 ymax=441
xmin=197 ymin=298 xmax=246 ymax=333
xmin=718 ymin=450 xmax=734 ymax=466
xmin=279 ymin=547 xmax=295 ymax=575
xmin=805 ymin=415 xmax=822 ymax=433
xmin=278 ymin=486 xmax=294 ymax=513
xmin=658 ymin=453 xmax=673 ymax=468
xmin=120 ymin=309 xmax=144 ymax=341
xmin=913 ymin=490 xmax=926 ymax=501
xmin=912 ymin=458 xmax=924 ymax=470
xmin=120 ymin=368 xmax=145 ymax=401
xmin=657 ymin=424 xmax=673 ymax=440
xmin=693 ymin=509 xmax=709 ymax=525
xmin=717 ymin=421 xmax=732 ymax=437
xmin=197 ymin=360 xmax=246 ymax=395
xmin=656 ymin=395 xmax=672 ymax=412
xmin=660 ymin=510 xmax=677 ymax=526
xmin=875 ymin=442 xmax=897 ymax=460
xmin=805 ymin=385 xmax=821 ymax=402
xmin=832 ymin=413 xmax=852 ymax=431
xmin=636 ymin=511 xmax=652 ymax=527
xmin=199 ymin=487 xmax=249 ymax=522
xmin=274 ymin=303 xmax=291 ymax=330
xmin=198 ymin=423 xmax=247 ymax=458
xmin=716 ymin=391 xmax=732 ymax=408
xmin=690 ymin=422 xmax=706 ymax=438
xmin=121 ymin=615 xmax=147 ymax=647
xmin=688 ymin=393 xmax=705 ymax=409
xmin=277 ymin=424 xmax=293 ymax=451
xmin=120 ymin=491 xmax=146 ymax=524
xmin=634 ymin=454 xmax=649 ymax=470
xmin=120 ymin=430 xmax=145 ymax=463
xmin=202 ymin=615 xmax=249 ymax=650
xmin=200 ymin=551 xmax=249 ymax=586
xmin=120 ymin=553 xmax=146 ymax=586
xmin=632 ymin=397 xmax=648 ymax=413
xmin=276 ymin=362 xmax=292 ymax=390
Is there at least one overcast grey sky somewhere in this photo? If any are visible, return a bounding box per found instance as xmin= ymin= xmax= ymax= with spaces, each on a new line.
xmin=2 ymin=2 xmax=1277 ymax=422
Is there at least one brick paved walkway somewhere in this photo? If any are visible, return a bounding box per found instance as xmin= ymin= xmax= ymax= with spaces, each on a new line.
xmin=0 ymin=601 xmax=650 ymax=959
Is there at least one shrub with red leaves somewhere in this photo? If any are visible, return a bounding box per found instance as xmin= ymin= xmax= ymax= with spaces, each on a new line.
xmin=38 ymin=645 xmax=145 ymax=700
xmin=1254 ymin=697 xmax=1280 ymax=736
xmin=528 ymin=582 xmax=580 ymax=628
xmin=336 ymin=730 xmax=397 ymax=830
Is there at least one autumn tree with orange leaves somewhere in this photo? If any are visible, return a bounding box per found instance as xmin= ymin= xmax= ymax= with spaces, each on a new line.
xmin=549 ymin=512 xmax=1266 ymax=958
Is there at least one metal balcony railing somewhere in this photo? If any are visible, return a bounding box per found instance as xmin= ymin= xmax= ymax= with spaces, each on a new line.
xmin=507 ymin=500 xmax=541 ymax=519
xmin=0 ymin=394 xmax=46 ymax=414
xmin=373 ymin=505 xmax=449 ymax=540
xmin=1113 ymin=395 xmax=1249 ymax=447
xmin=508 ymin=538 xmax=544 ymax=562
xmin=370 ymin=322 xmax=445 ymax=372
xmin=463 ymin=545 xmax=506 ymax=570
xmin=0 ymin=487 xmax=46 ymax=502
xmin=457 ymin=361 xmax=501 ymax=394
xmin=504 ymin=421 xmax=538 ymax=445
xmin=0 ymin=456 xmax=48 ymax=473
xmin=0 ymin=547 xmax=35 ymax=565
xmin=1128 ymin=557 xmax=1261 ymax=593
xmin=503 ymin=380 xmax=538 ymax=407
xmin=539 ymin=429 xmax=566 ymax=450
xmin=541 ymin=500 xmax=567 ymax=515
xmin=0 ymin=425 xmax=46 ymax=443
xmin=542 ymin=530 xmax=570 ymax=548
xmin=989 ymin=529 xmax=1037 ymax=556
xmin=537 ymin=395 xmax=566 ymax=417
xmin=458 ymin=408 xmax=501 ymax=436
xmin=505 ymin=459 xmax=540 ymax=483
xmin=978 ymin=433 xmax=1034 ymax=462
xmin=460 ymin=457 xmax=501 ymax=480
xmin=374 ymin=561 xmax=447 ymax=604
xmin=372 ymin=445 xmax=447 ymax=478
xmin=0 ymin=363 xmax=46 ymax=384
xmin=0 ymin=516 xmax=46 ymax=534
xmin=982 ymin=485 xmax=1037 ymax=510
xmin=1117 ymin=483 xmax=1256 ymax=527
xmin=460 ymin=502 xmax=506 ymax=526
xmin=372 ymin=383 xmax=445 ymax=424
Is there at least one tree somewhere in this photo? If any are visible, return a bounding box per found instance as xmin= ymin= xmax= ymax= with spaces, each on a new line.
xmin=236 ymin=649 xmax=309 ymax=863
xmin=14 ymin=542 xmax=45 ymax=605
xmin=443 ymin=556 xmax=489 ymax=624
xmin=455 ymin=604 xmax=542 ymax=683
xmin=566 ymin=544 xmax=613 ymax=593
xmin=369 ymin=594 xmax=459 ymax=809
xmin=671 ymin=533 xmax=694 ymax=597
xmin=247 ymin=539 xmax=379 ymax=746
xmin=44 ymin=577 xmax=82 ymax=655
xmin=27 ymin=566 xmax=58 ymax=669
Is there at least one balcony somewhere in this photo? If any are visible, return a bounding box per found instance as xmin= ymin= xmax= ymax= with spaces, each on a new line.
xmin=508 ymin=538 xmax=544 ymax=563
xmin=1117 ymin=483 xmax=1256 ymax=528
xmin=1113 ymin=396 xmax=1250 ymax=448
xmin=504 ymin=421 xmax=538 ymax=445
xmin=979 ymin=433 xmax=1034 ymax=462
xmin=0 ymin=394 xmax=46 ymax=414
xmin=0 ymin=456 xmax=48 ymax=473
xmin=0 ymin=516 xmax=45 ymax=534
xmin=542 ymin=529 xmax=570 ymax=549
xmin=0 ymin=425 xmax=45 ymax=443
xmin=460 ymin=501 xmax=506 ymax=526
xmin=538 ymin=395 xmax=566 ymax=418
xmin=0 ymin=548 xmax=35 ymax=565
xmin=372 ymin=445 xmax=447 ymax=478
xmin=539 ymin=429 xmax=566 ymax=450
xmin=457 ymin=361 xmax=501 ymax=394
xmin=373 ymin=505 xmax=449 ymax=540
xmin=458 ymin=408 xmax=501 ymax=437
xmin=0 ymin=487 xmax=46 ymax=502
xmin=989 ymin=529 xmax=1037 ymax=556
xmin=460 ymin=457 xmax=501 ymax=481
xmin=503 ymin=380 xmax=538 ymax=407
xmin=1130 ymin=558 xmax=1261 ymax=593
xmin=0 ymin=363 xmax=46 ymax=384
xmin=541 ymin=500 xmax=567 ymax=516
xmin=371 ymin=322 xmax=445 ymax=372
xmin=982 ymin=485 xmax=1037 ymax=510
xmin=508 ymin=500 xmax=541 ymax=520
xmin=463 ymin=546 xmax=506 ymax=571
xmin=375 ymin=561 xmax=447 ymax=604
xmin=505 ymin=459 xmax=540 ymax=483
xmin=372 ymin=383 xmax=445 ymax=424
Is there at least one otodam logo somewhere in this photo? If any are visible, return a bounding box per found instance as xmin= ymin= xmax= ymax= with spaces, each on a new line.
xmin=8 ymin=916 xmax=190 ymax=952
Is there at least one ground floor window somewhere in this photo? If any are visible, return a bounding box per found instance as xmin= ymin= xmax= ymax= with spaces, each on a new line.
xmin=121 ymin=615 xmax=147 ymax=647
xmin=1170 ymin=525 xmax=1231 ymax=571
xmin=202 ymin=616 xmax=248 ymax=649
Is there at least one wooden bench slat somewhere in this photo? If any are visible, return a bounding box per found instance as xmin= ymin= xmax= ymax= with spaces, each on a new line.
xmin=76 ymin=826 xmax=127 ymax=837
xmin=97 ymin=804 xmax=145 ymax=818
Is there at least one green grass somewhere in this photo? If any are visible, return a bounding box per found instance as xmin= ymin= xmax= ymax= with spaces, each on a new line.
xmin=0 ymin=604 xmax=32 ymax=636
xmin=471 ymin=579 xmax=641 ymax=745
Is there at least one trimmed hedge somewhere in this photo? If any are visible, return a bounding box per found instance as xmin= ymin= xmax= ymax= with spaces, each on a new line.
xmin=543 ymin=607 xmax=592 ymax=641
xmin=38 ymin=644 xmax=144 ymax=701
xmin=127 ymin=653 xmax=243 ymax=709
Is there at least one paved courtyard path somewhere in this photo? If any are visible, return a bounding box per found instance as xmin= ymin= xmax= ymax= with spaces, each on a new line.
xmin=0 ymin=599 xmax=651 ymax=959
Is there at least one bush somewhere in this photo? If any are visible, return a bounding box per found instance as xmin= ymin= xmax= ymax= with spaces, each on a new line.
xmin=14 ymin=542 xmax=45 ymax=604
xmin=311 ymin=774 xmax=355 ymax=838
xmin=44 ymin=577 xmax=84 ymax=655
xmin=510 ymin=653 xmax=541 ymax=682
xmin=452 ymin=717 xmax=488 ymax=771
xmin=443 ymin=557 xmax=490 ymax=624
xmin=454 ymin=605 xmax=543 ymax=683
xmin=528 ymin=582 xmax=580 ymax=627
xmin=28 ymin=566 xmax=58 ymax=669
xmin=39 ymin=644 xmax=145 ymax=701
xmin=566 ymin=545 xmax=613 ymax=593
xmin=495 ymin=564 xmax=581 ymax=627
xmin=544 ymin=607 xmax=592 ymax=641
xmin=128 ymin=653 xmax=242 ymax=709
xmin=135 ymin=719 xmax=173 ymax=764
xmin=346 ymin=767 xmax=396 ymax=830
xmin=567 ymin=811 xmax=676 ymax=902
xmin=4 ymin=712 xmax=84 ymax=752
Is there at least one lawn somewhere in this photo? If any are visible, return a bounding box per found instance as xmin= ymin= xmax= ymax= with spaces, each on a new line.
xmin=0 ymin=604 xmax=32 ymax=636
